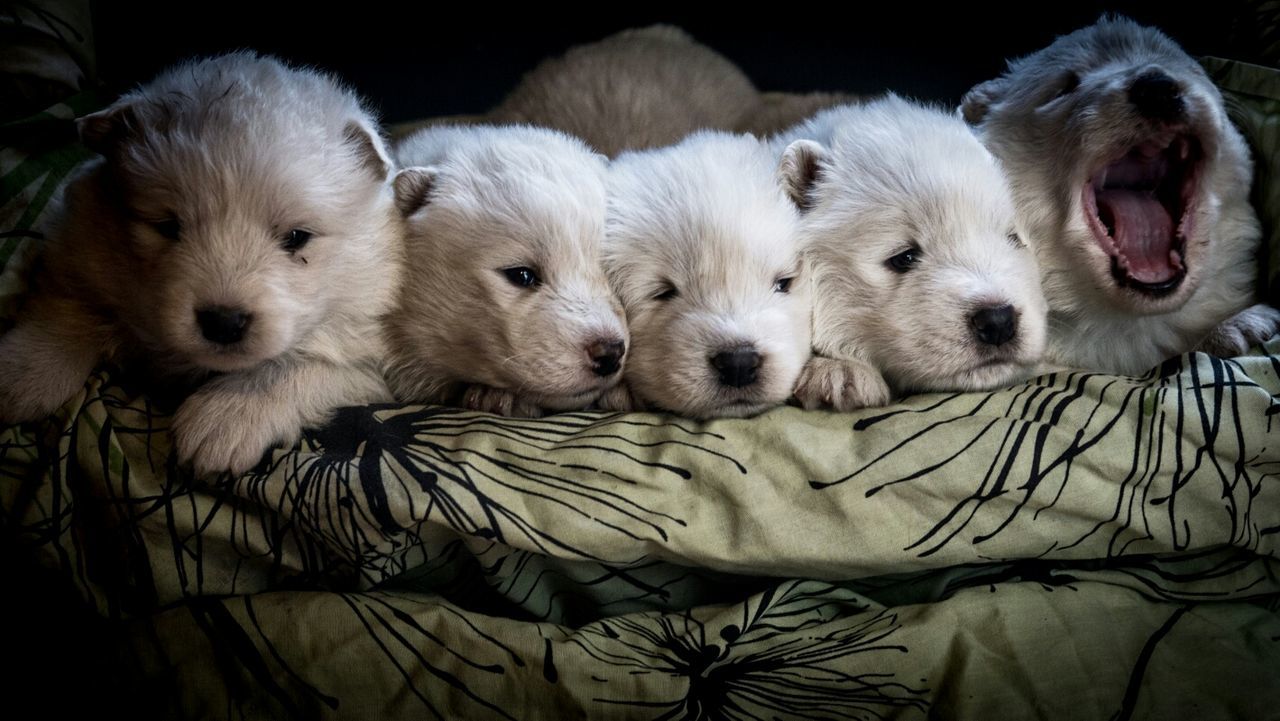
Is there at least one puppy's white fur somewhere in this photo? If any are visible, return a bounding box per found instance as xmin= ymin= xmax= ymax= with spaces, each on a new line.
xmin=603 ymin=131 xmax=812 ymax=418
xmin=0 ymin=52 xmax=403 ymax=475
xmin=387 ymin=124 xmax=628 ymax=416
xmin=962 ymin=16 xmax=1279 ymax=374
xmin=772 ymin=95 xmax=1048 ymax=410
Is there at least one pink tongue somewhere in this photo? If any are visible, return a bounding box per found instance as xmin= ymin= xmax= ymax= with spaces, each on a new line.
xmin=1096 ymin=189 xmax=1178 ymax=283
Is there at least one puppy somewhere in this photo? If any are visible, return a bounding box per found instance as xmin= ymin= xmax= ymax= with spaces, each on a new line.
xmin=489 ymin=25 xmax=759 ymax=158
xmin=772 ymin=95 xmax=1048 ymax=411
xmin=962 ymin=16 xmax=1280 ymax=374
xmin=387 ymin=125 xmax=628 ymax=417
xmin=602 ymin=131 xmax=813 ymax=419
xmin=0 ymin=52 xmax=403 ymax=475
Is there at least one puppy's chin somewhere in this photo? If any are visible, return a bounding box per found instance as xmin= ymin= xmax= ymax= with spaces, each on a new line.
xmin=700 ymin=399 xmax=776 ymax=419
xmin=928 ymin=360 xmax=1038 ymax=393
xmin=644 ymin=381 xmax=790 ymax=420
xmin=1071 ymin=130 xmax=1205 ymax=316
xmin=185 ymin=346 xmax=278 ymax=374
xmin=173 ymin=329 xmax=296 ymax=374
xmin=532 ymin=381 xmax=622 ymax=412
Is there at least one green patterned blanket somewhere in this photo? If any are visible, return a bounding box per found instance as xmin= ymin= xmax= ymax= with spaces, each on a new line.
xmin=2 ymin=59 xmax=1280 ymax=720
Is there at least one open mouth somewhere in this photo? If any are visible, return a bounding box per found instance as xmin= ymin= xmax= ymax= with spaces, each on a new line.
xmin=1081 ymin=133 xmax=1200 ymax=297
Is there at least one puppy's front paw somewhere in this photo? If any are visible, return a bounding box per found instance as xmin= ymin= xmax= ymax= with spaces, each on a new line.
xmin=793 ymin=356 xmax=892 ymax=412
xmin=172 ymin=388 xmax=299 ymax=476
xmin=1198 ymin=304 xmax=1280 ymax=358
xmin=595 ymin=383 xmax=644 ymax=413
xmin=461 ymin=384 xmax=544 ymax=418
xmin=0 ymin=334 xmax=96 ymax=424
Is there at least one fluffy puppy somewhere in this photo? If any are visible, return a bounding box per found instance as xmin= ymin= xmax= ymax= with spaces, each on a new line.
xmin=602 ymin=131 xmax=813 ymax=419
xmin=0 ymin=52 xmax=403 ymax=475
xmin=962 ymin=16 xmax=1279 ymax=374
xmin=489 ymin=25 xmax=759 ymax=157
xmin=772 ymin=95 xmax=1048 ymax=411
xmin=387 ymin=125 xmax=628 ymax=417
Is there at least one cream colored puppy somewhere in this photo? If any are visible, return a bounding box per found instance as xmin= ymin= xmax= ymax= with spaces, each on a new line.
xmin=602 ymin=131 xmax=814 ymax=418
xmin=0 ymin=52 xmax=403 ymax=475
xmin=387 ymin=125 xmax=628 ymax=417
xmin=489 ymin=25 xmax=759 ymax=157
xmin=962 ymin=16 xmax=1279 ymax=374
xmin=773 ymin=95 xmax=1048 ymax=411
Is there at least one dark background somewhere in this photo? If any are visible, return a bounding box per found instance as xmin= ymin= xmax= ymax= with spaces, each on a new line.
xmin=90 ymin=1 xmax=1274 ymax=124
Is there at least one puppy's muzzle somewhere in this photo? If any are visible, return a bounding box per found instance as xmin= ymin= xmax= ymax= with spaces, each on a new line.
xmin=197 ymin=306 xmax=253 ymax=346
xmin=970 ymin=304 xmax=1017 ymax=347
xmin=711 ymin=346 xmax=761 ymax=388
xmin=1129 ymin=69 xmax=1184 ymax=123
xmin=588 ymin=339 xmax=626 ymax=377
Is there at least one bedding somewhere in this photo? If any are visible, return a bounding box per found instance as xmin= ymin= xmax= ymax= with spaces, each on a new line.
xmin=2 ymin=58 xmax=1279 ymax=719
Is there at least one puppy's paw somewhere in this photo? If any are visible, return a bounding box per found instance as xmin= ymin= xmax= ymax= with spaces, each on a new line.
xmin=461 ymin=384 xmax=544 ymax=418
xmin=0 ymin=374 xmax=71 ymax=424
xmin=595 ymin=383 xmax=644 ymax=413
xmin=172 ymin=388 xmax=299 ymax=476
xmin=793 ymin=356 xmax=892 ymax=412
xmin=1198 ymin=304 xmax=1280 ymax=358
xmin=0 ymin=340 xmax=93 ymax=424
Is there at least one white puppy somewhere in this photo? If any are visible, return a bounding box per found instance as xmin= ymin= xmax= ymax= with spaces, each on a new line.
xmin=772 ymin=95 xmax=1048 ymax=411
xmin=387 ymin=125 xmax=628 ymax=417
xmin=962 ymin=16 xmax=1279 ymax=374
xmin=602 ymin=131 xmax=813 ymax=418
xmin=0 ymin=52 xmax=403 ymax=475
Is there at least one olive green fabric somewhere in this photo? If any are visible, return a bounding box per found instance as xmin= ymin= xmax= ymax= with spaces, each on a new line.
xmin=3 ymin=67 xmax=1280 ymax=720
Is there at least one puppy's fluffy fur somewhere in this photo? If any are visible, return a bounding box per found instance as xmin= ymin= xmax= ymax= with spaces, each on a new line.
xmin=387 ymin=124 xmax=628 ymax=416
xmin=772 ymin=95 xmax=1048 ymax=410
xmin=489 ymin=25 xmax=853 ymax=156
xmin=602 ymin=131 xmax=813 ymax=418
xmin=963 ymin=16 xmax=1279 ymax=374
xmin=490 ymin=26 xmax=757 ymax=157
xmin=0 ymin=52 xmax=403 ymax=475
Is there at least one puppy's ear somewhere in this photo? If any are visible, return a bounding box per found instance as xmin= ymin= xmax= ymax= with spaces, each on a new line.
xmin=344 ymin=120 xmax=394 ymax=180
xmin=393 ymin=166 xmax=439 ymax=216
xmin=777 ymin=139 xmax=826 ymax=211
xmin=77 ymin=102 xmax=144 ymax=155
xmin=960 ymin=78 xmax=1008 ymax=126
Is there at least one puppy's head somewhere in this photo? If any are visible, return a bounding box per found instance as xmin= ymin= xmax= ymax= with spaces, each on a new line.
xmin=962 ymin=16 xmax=1253 ymax=316
xmin=77 ymin=51 xmax=398 ymax=373
xmin=392 ymin=126 xmax=628 ymax=409
xmin=605 ymin=132 xmax=812 ymax=419
xmin=799 ymin=97 xmax=1047 ymax=392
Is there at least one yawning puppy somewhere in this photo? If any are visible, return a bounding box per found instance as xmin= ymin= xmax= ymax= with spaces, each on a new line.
xmin=601 ymin=131 xmax=813 ymax=418
xmin=387 ymin=124 xmax=628 ymax=416
xmin=962 ymin=16 xmax=1279 ymax=374
xmin=0 ymin=52 xmax=404 ymax=475
xmin=773 ymin=95 xmax=1048 ymax=411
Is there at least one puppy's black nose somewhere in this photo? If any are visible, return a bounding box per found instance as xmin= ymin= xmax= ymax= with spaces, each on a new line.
xmin=711 ymin=347 xmax=761 ymax=388
xmin=196 ymin=307 xmax=252 ymax=345
xmin=1129 ymin=69 xmax=1183 ymax=122
xmin=588 ymin=339 xmax=626 ymax=377
xmin=970 ymin=304 xmax=1017 ymax=347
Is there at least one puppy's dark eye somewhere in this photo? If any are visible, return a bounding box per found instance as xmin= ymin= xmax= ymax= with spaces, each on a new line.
xmin=282 ymin=229 xmax=313 ymax=252
xmin=1007 ymin=231 xmax=1027 ymax=249
xmin=773 ymin=276 xmax=794 ymax=294
xmin=653 ymin=283 xmax=679 ymax=301
xmin=502 ymin=266 xmax=540 ymax=288
xmin=153 ymin=219 xmax=181 ymax=241
xmin=886 ymin=248 xmax=921 ymax=274
xmin=1055 ymin=72 xmax=1080 ymax=98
